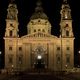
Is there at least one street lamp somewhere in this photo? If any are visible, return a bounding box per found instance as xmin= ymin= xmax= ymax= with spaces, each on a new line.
xmin=12 ymin=65 xmax=14 ymax=68
xmin=11 ymin=65 xmax=14 ymax=72
xmin=37 ymin=55 xmax=42 ymax=60
xmin=0 ymin=51 xmax=1 ymax=55
xmin=65 ymin=65 xmax=68 ymax=69
xmin=78 ymin=50 xmax=80 ymax=67
xmin=0 ymin=51 xmax=1 ymax=69
xmin=78 ymin=51 xmax=80 ymax=54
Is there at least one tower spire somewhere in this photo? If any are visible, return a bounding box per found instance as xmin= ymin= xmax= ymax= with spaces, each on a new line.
xmin=5 ymin=0 xmax=19 ymax=37
xmin=60 ymin=0 xmax=73 ymax=38
xmin=7 ymin=0 xmax=18 ymax=20
xmin=60 ymin=0 xmax=71 ymax=20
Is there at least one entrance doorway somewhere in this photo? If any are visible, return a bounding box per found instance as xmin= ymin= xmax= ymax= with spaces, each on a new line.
xmin=34 ymin=55 xmax=45 ymax=69
xmin=32 ymin=45 xmax=48 ymax=69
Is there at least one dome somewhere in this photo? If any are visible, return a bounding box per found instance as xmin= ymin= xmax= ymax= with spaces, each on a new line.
xmin=30 ymin=0 xmax=48 ymax=20
xmin=30 ymin=12 xmax=48 ymax=20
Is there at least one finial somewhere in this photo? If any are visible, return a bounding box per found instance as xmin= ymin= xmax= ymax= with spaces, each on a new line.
xmin=36 ymin=0 xmax=42 ymax=7
xmin=35 ymin=0 xmax=43 ymax=12
xmin=63 ymin=0 xmax=67 ymax=4
xmin=10 ymin=0 xmax=15 ymax=3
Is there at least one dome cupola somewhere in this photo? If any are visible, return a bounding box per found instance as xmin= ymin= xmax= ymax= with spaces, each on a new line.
xmin=30 ymin=0 xmax=48 ymax=20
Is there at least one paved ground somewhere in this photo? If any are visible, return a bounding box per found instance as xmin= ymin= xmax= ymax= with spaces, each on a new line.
xmin=0 ymin=70 xmax=80 ymax=80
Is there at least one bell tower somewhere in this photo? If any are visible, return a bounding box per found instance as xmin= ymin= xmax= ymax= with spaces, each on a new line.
xmin=59 ymin=0 xmax=74 ymax=70
xmin=60 ymin=0 xmax=73 ymax=37
xmin=5 ymin=0 xmax=19 ymax=37
xmin=4 ymin=0 xmax=19 ymax=70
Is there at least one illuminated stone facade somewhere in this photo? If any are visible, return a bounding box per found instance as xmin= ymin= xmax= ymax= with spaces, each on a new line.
xmin=4 ymin=0 xmax=74 ymax=71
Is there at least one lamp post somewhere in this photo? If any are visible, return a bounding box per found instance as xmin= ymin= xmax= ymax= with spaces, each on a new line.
xmin=0 ymin=51 xmax=1 ymax=69
xmin=78 ymin=50 xmax=80 ymax=67
xmin=0 ymin=51 xmax=1 ymax=55
xmin=11 ymin=65 xmax=14 ymax=71
xmin=78 ymin=51 xmax=80 ymax=54
xmin=61 ymin=38 xmax=62 ymax=71
xmin=11 ymin=65 xmax=14 ymax=74
xmin=37 ymin=54 xmax=42 ymax=73
xmin=65 ymin=65 xmax=67 ymax=70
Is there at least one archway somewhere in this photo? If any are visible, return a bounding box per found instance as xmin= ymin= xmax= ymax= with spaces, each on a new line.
xmin=32 ymin=45 xmax=47 ymax=69
xmin=34 ymin=54 xmax=45 ymax=69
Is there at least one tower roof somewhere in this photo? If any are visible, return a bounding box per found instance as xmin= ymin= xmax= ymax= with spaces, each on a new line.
xmin=7 ymin=0 xmax=18 ymax=20
xmin=61 ymin=0 xmax=71 ymax=20
xmin=30 ymin=0 xmax=48 ymax=20
xmin=62 ymin=0 xmax=70 ymax=9
xmin=8 ymin=0 xmax=16 ymax=8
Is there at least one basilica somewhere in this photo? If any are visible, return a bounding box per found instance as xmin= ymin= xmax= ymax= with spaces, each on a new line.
xmin=4 ymin=0 xmax=74 ymax=71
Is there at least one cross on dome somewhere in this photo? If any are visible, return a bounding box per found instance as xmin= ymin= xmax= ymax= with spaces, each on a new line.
xmin=10 ymin=0 xmax=15 ymax=3
xmin=63 ymin=0 xmax=67 ymax=4
xmin=36 ymin=0 xmax=42 ymax=6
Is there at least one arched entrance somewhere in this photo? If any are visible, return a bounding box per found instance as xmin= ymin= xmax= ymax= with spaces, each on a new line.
xmin=31 ymin=45 xmax=48 ymax=69
xmin=34 ymin=54 xmax=45 ymax=69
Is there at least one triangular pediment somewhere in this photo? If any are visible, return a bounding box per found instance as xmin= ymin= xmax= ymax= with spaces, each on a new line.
xmin=21 ymin=32 xmax=58 ymax=38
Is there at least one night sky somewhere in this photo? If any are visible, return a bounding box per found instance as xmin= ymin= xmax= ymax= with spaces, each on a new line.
xmin=0 ymin=0 xmax=80 ymax=68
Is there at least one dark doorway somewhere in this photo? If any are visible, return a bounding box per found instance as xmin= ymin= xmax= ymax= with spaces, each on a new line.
xmin=34 ymin=59 xmax=45 ymax=69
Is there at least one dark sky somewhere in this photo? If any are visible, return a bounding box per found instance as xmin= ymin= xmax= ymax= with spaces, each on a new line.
xmin=0 ymin=0 xmax=80 ymax=67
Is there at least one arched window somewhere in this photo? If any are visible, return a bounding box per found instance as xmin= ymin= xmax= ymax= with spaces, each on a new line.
xmin=66 ymin=57 xmax=70 ymax=63
xmin=66 ymin=47 xmax=70 ymax=51
xmin=66 ymin=54 xmax=70 ymax=64
xmin=66 ymin=30 xmax=69 ymax=36
xmin=10 ymin=30 xmax=13 ymax=37
xmin=57 ymin=47 xmax=60 ymax=51
xmin=38 ymin=29 xmax=40 ymax=32
xmin=8 ymin=55 xmax=13 ymax=64
xmin=64 ymin=24 xmax=69 ymax=28
xmin=19 ymin=47 xmax=22 ymax=51
xmin=9 ymin=57 xmax=13 ymax=64
xmin=9 ymin=46 xmax=12 ymax=51
xmin=56 ymin=54 xmax=60 ymax=64
xmin=34 ymin=29 xmax=36 ymax=32
xmin=66 ymin=24 xmax=68 ymax=27
xmin=18 ymin=56 xmax=23 ymax=64
xmin=10 ymin=24 xmax=13 ymax=27
xmin=38 ymin=20 xmax=40 ymax=22
xmin=42 ymin=29 xmax=45 ymax=32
